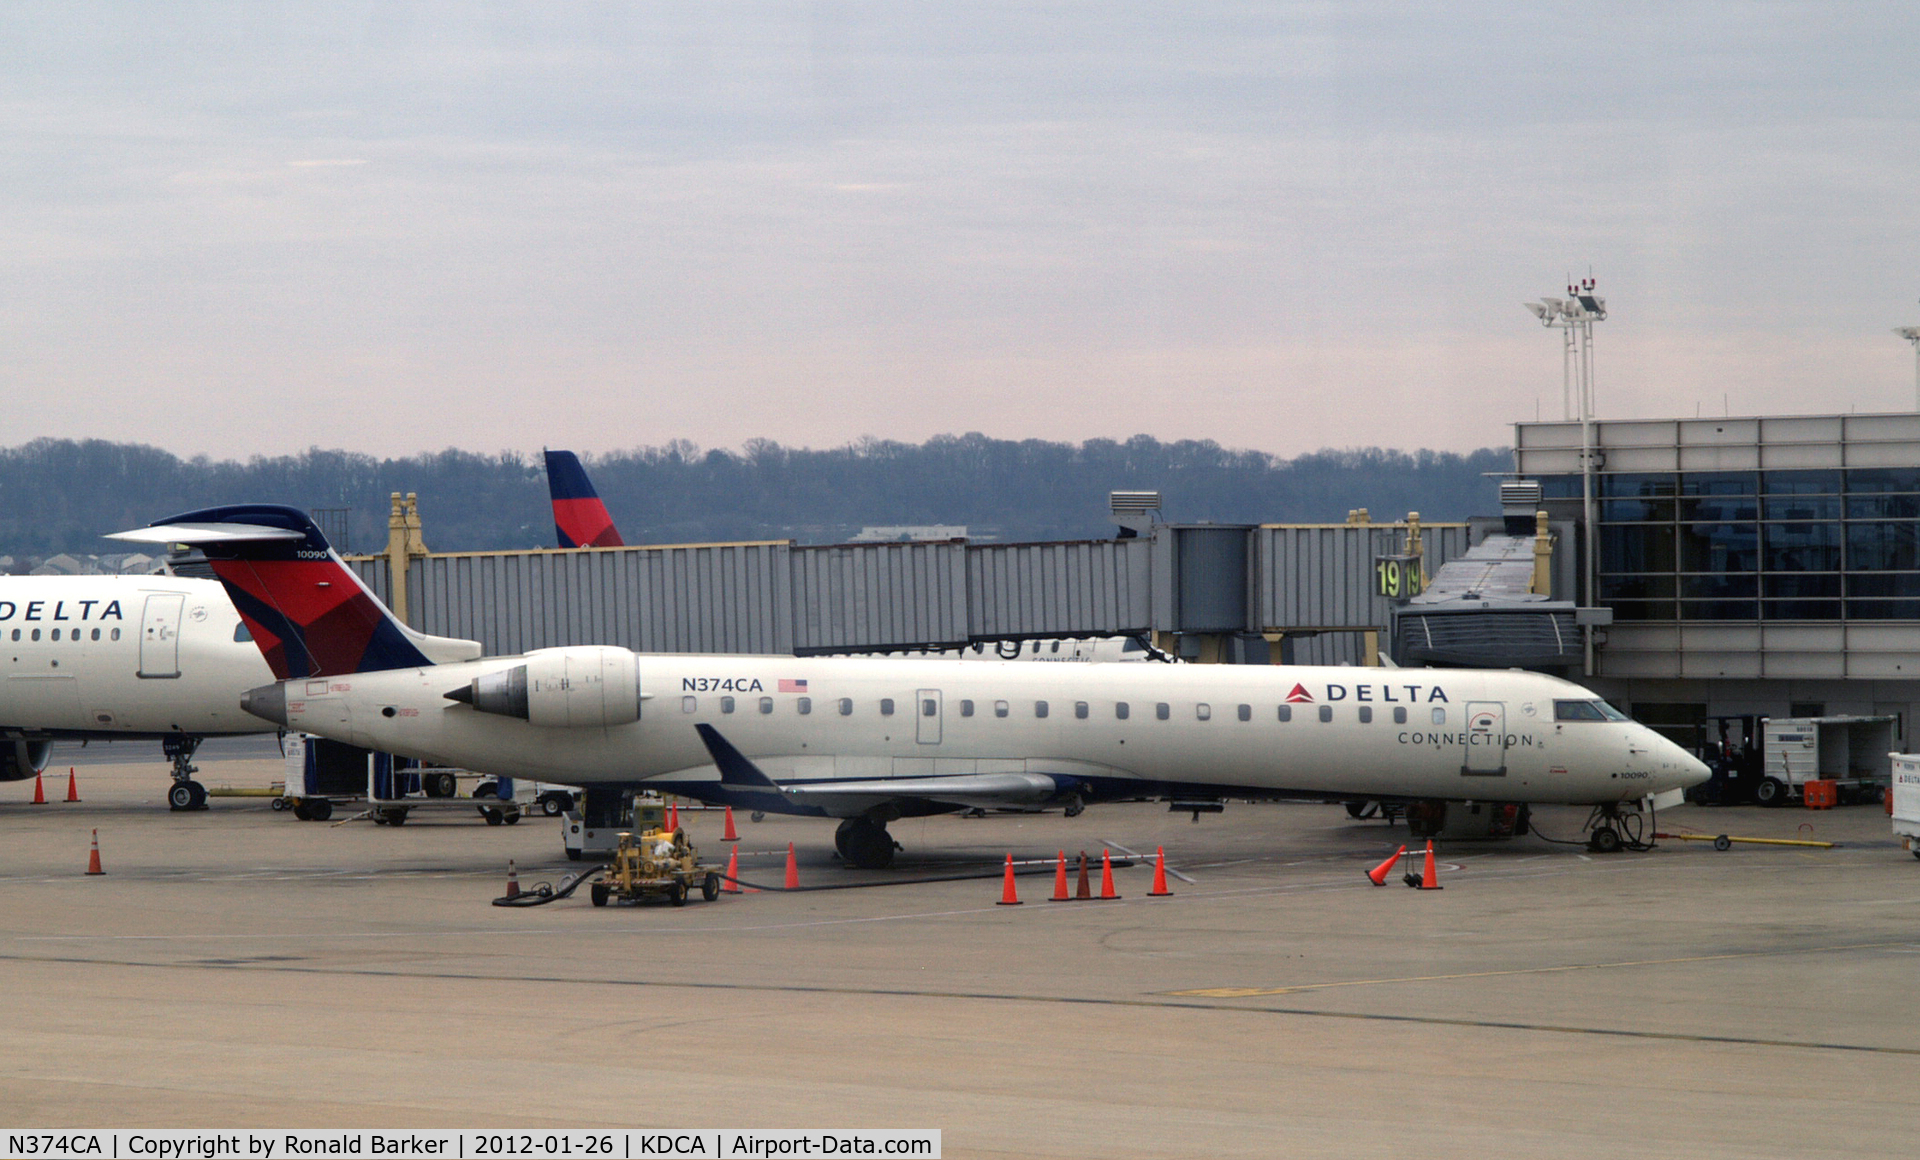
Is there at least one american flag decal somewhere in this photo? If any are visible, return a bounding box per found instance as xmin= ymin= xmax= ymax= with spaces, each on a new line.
xmin=779 ymin=678 xmax=808 ymax=693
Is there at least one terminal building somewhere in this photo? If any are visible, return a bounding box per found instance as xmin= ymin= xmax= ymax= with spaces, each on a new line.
xmin=1514 ymin=410 xmax=1920 ymax=751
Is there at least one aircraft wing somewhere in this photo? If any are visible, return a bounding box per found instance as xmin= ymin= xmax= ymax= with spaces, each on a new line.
xmin=693 ymin=724 xmax=1064 ymax=810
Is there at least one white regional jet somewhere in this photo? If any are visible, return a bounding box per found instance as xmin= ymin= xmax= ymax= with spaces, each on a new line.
xmin=115 ymin=505 xmax=1709 ymax=864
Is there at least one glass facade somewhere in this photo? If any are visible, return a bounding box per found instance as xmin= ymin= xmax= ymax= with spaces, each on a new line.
xmin=1553 ymin=467 xmax=1920 ymax=622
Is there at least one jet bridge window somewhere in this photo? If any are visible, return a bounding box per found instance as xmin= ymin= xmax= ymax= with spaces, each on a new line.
xmin=1034 ymin=701 xmax=1049 ymax=718
xmin=681 ymin=696 xmax=697 ymax=713
xmin=960 ymin=700 xmax=975 ymax=717
xmin=1115 ymin=702 xmax=1130 ymax=720
xmin=1318 ymin=705 xmax=1333 ymax=723
xmin=720 ymin=696 xmax=735 ymax=713
xmin=1277 ymin=704 xmax=1292 ymax=722
xmin=1155 ymin=703 xmax=1170 ymax=720
xmin=837 ymin=698 xmax=853 ymax=716
xmin=994 ymin=700 xmax=1010 ymax=718
xmin=1195 ymin=703 xmax=1211 ymax=721
xmin=1237 ymin=704 xmax=1251 ymax=721
xmin=759 ymin=697 xmax=774 ymax=714
xmin=1358 ymin=706 xmax=1373 ymax=724
xmin=880 ymin=698 xmax=895 ymax=716
xmin=796 ymin=697 xmax=812 ymax=715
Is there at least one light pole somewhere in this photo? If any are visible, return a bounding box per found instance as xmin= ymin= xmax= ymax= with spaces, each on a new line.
xmin=1895 ymin=325 xmax=1920 ymax=411
xmin=1524 ymin=278 xmax=1607 ymax=675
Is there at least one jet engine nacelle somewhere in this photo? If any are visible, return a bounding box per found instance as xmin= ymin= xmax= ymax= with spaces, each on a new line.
xmin=2 ymin=736 xmax=54 ymax=782
xmin=460 ymin=646 xmax=642 ymax=728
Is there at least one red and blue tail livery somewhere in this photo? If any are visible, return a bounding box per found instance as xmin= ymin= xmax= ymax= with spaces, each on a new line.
xmin=543 ymin=449 xmax=624 ymax=549
xmin=109 ymin=504 xmax=480 ymax=680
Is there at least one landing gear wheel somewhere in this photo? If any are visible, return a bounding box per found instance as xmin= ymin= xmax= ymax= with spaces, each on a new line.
xmin=1588 ymin=826 xmax=1622 ymax=854
xmin=168 ymin=781 xmax=205 ymax=811
xmin=838 ymin=817 xmax=897 ymax=869
xmin=590 ymin=882 xmax=610 ymax=907
xmin=1756 ymin=777 xmax=1788 ymax=808
xmin=702 ymin=872 xmax=720 ymax=902
xmin=750 ymin=811 xmax=765 ymax=823
xmin=670 ymin=879 xmax=688 ymax=907
xmin=1714 ymin=835 xmax=1733 ymax=852
xmin=308 ymin=798 xmax=332 ymax=821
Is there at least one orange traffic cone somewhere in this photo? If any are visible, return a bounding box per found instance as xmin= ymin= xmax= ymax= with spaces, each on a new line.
xmin=1098 ymin=849 xmax=1121 ymax=900
xmin=1074 ymin=850 xmax=1092 ymax=900
xmin=996 ymin=854 xmax=1023 ymax=905
xmin=65 ymin=768 xmax=80 ymax=803
xmin=1148 ymin=846 xmax=1173 ymax=896
xmin=784 ymin=842 xmax=800 ymax=890
xmin=722 ymin=805 xmax=739 ymax=841
xmin=1404 ymin=840 xmax=1442 ymax=890
xmin=722 ymin=847 xmax=742 ymax=893
xmin=1048 ymin=851 xmax=1070 ymax=902
xmin=505 ymin=859 xmax=521 ymax=900
xmin=86 ymin=829 xmax=103 ymax=875
xmin=31 ymin=773 xmax=46 ymax=805
xmin=665 ymin=801 xmax=679 ymax=832
xmin=1367 ymin=845 xmax=1407 ymax=887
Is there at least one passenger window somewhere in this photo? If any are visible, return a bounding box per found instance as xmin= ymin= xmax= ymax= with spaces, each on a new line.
xmin=1318 ymin=705 xmax=1333 ymax=723
xmin=682 ymin=696 xmax=697 ymax=713
xmin=31 ymin=629 xmax=40 ymax=641
xmin=1034 ymin=701 xmax=1049 ymax=718
xmin=1431 ymin=707 xmax=1446 ymax=725
xmin=1196 ymin=703 xmax=1211 ymax=721
xmin=9 ymin=629 xmax=17 ymax=641
xmin=1394 ymin=706 xmax=1407 ymax=724
xmin=111 ymin=628 xmax=120 ymax=641
xmin=91 ymin=628 xmax=101 ymax=641
xmin=1115 ymin=702 xmax=1130 ymax=720
xmin=233 ymin=622 xmax=252 ymax=642
xmin=960 ymin=700 xmax=975 ymax=717
xmin=797 ymin=697 xmax=812 ymax=715
xmin=1050 ymin=641 xmax=1060 ymax=653
xmin=1155 ymin=703 xmax=1170 ymax=721
xmin=838 ymin=698 xmax=853 ymax=716
xmin=1358 ymin=706 xmax=1372 ymax=724
xmin=880 ymin=698 xmax=895 ymax=716
xmin=922 ymin=699 xmax=937 ymax=717
xmin=994 ymin=700 xmax=1010 ymax=718
xmin=1237 ymin=704 xmax=1251 ymax=721
xmin=1074 ymin=701 xmax=1089 ymax=719
xmin=720 ymin=696 xmax=735 ymax=713
xmin=759 ymin=697 xmax=774 ymax=714
xmin=1277 ymin=704 xmax=1292 ymax=722
xmin=50 ymin=629 xmax=59 ymax=641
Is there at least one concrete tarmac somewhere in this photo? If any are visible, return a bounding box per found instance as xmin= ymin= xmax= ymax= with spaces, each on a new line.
xmin=3 ymin=757 xmax=1918 ymax=1157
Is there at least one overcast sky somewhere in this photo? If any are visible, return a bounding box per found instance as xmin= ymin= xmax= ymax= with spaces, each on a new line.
xmin=5 ymin=2 xmax=1919 ymax=461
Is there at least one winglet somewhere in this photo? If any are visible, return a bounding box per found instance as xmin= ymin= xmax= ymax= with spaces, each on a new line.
xmin=694 ymin=724 xmax=783 ymax=790
xmin=544 ymin=449 xmax=625 ymax=548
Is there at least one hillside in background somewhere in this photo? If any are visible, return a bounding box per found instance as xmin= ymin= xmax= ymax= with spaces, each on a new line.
xmin=0 ymin=435 xmax=1511 ymax=564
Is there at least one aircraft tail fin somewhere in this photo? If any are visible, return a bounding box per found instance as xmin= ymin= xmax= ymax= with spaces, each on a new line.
xmin=109 ymin=504 xmax=481 ymax=680
xmin=543 ymin=449 xmax=624 ymax=548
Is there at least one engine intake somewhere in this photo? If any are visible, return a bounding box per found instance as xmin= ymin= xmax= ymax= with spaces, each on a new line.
xmin=448 ymin=646 xmax=642 ymax=728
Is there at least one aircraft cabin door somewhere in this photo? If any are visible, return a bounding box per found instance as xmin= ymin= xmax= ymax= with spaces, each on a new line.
xmin=1462 ymin=701 xmax=1508 ymax=777
xmin=916 ymin=688 xmax=943 ymax=745
xmin=138 ymin=593 xmax=185 ymax=679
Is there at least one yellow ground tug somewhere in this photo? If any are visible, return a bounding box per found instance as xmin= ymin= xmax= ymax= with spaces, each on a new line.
xmin=590 ymin=824 xmax=722 ymax=907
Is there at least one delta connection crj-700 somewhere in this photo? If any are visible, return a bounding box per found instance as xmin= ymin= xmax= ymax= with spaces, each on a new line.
xmin=111 ymin=505 xmax=1708 ymax=865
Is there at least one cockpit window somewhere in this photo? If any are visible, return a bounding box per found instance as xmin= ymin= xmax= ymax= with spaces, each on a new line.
xmin=1555 ymin=699 xmax=1629 ymax=722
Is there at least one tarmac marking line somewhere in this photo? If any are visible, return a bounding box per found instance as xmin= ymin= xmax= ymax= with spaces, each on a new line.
xmin=1163 ymin=939 xmax=1920 ymax=997
xmin=4 ymin=950 xmax=1919 ymax=1059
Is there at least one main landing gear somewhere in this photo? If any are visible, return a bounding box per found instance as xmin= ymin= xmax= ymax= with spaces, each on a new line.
xmin=835 ymin=816 xmax=901 ymax=869
xmin=164 ymin=735 xmax=207 ymax=812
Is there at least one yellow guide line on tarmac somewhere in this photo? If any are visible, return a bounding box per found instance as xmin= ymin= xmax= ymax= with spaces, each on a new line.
xmin=1165 ymin=940 xmax=1917 ymax=998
